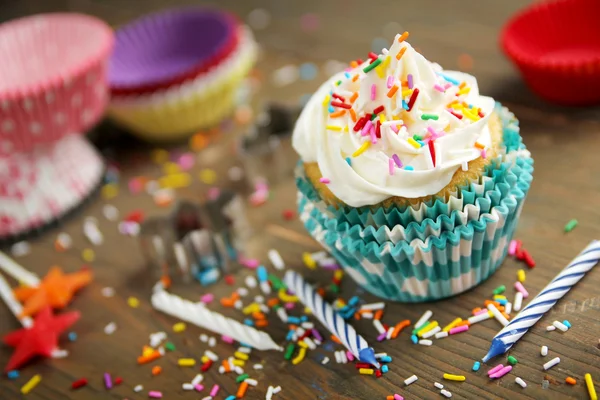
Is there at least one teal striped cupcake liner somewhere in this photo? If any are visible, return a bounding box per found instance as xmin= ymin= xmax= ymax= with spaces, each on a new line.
xmin=295 ymin=103 xmax=534 ymax=302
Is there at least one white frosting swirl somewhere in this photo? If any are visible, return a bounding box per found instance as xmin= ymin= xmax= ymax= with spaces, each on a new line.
xmin=293 ymin=34 xmax=496 ymax=207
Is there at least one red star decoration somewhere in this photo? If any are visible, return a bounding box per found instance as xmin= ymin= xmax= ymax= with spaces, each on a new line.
xmin=13 ymin=266 xmax=92 ymax=317
xmin=3 ymin=306 xmax=80 ymax=372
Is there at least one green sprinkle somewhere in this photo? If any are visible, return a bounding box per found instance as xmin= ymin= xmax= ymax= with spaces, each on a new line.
xmin=421 ymin=114 xmax=439 ymax=120
xmin=493 ymin=285 xmax=506 ymax=295
xmin=336 ymin=80 xmax=342 ymax=86
xmin=284 ymin=344 xmax=295 ymax=360
xmin=363 ymin=58 xmax=382 ymax=73
xmin=268 ymin=274 xmax=286 ymax=290
xmin=329 ymin=284 xmax=340 ymax=294
xmin=507 ymin=355 xmax=518 ymax=365
xmin=165 ymin=342 xmax=176 ymax=351
xmin=236 ymin=374 xmax=249 ymax=383
xmin=370 ymin=113 xmax=378 ymax=120
xmin=564 ymin=219 xmax=578 ymax=233
xmin=412 ymin=321 xmax=430 ymax=335
xmin=413 ymin=134 xmax=423 ymax=141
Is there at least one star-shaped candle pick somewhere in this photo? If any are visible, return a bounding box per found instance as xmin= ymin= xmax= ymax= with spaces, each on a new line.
xmin=13 ymin=266 xmax=92 ymax=317
xmin=3 ymin=305 xmax=80 ymax=372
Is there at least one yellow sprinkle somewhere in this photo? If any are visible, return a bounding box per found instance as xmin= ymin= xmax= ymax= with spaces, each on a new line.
xmin=407 ymin=138 xmax=421 ymax=149
xmin=201 ymin=355 xmax=209 ymax=363
xmin=163 ymin=162 xmax=181 ymax=175
xmin=462 ymin=108 xmax=478 ymax=121
xmin=279 ymin=288 xmax=298 ymax=303
xmin=304 ymin=306 xmax=312 ymax=315
xmin=143 ymin=347 xmax=155 ymax=357
xmin=442 ymin=318 xmax=463 ymax=332
xmin=127 ymin=297 xmax=140 ymax=308
xmin=379 ymin=114 xmax=387 ymax=123
xmin=151 ymin=149 xmax=170 ymax=164
xmin=451 ymin=103 xmax=463 ymax=110
xmin=375 ymin=65 xmax=385 ymax=78
xmin=232 ymin=359 xmax=245 ymax=367
xmin=101 ymin=183 xmax=118 ymax=200
xmin=159 ymin=173 xmax=191 ymax=189
xmin=297 ymin=340 xmax=308 ymax=349
xmin=586 ymin=373 xmax=598 ymax=400
xmin=198 ymin=169 xmax=217 ymax=184
xmin=303 ymin=252 xmax=316 ymax=269
xmin=326 ymin=125 xmax=342 ymax=131
xmin=401 ymin=89 xmax=413 ymax=97
xmin=82 ymin=248 xmax=95 ymax=263
xmin=457 ymin=87 xmax=471 ymax=96
xmin=322 ymin=94 xmax=331 ymax=107
xmin=359 ymin=368 xmax=375 ymax=375
xmin=243 ymin=303 xmax=260 ymax=315
xmin=291 ymin=347 xmax=306 ymax=365
xmin=343 ymin=126 xmax=348 ymax=132
xmin=334 ymin=270 xmax=344 ymax=280
xmin=493 ymin=295 xmax=507 ymax=301
xmin=443 ymin=373 xmax=466 ymax=382
xmin=173 ymin=322 xmax=186 ymax=333
xmin=352 ymin=141 xmax=371 ymax=157
xmin=234 ymin=351 xmax=249 ymax=361
xmin=178 ymin=358 xmax=196 ymax=367
xmin=21 ymin=374 xmax=41 ymax=394
xmin=488 ymin=310 xmax=494 ymax=317
xmin=517 ymin=269 xmax=526 ymax=283
xmin=381 ymin=55 xmax=391 ymax=70
xmin=417 ymin=321 xmax=439 ymax=337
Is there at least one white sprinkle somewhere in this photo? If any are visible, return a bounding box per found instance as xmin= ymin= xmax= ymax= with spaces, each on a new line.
xmin=182 ymin=383 xmax=194 ymax=390
xmin=234 ymin=300 xmax=243 ymax=309
xmin=101 ymin=287 xmax=115 ymax=297
xmin=334 ymin=351 xmax=341 ymax=364
xmin=505 ymin=302 xmax=512 ymax=315
xmin=245 ymin=276 xmax=257 ymax=288
xmin=311 ymin=251 xmax=327 ymax=261
xmin=254 ymin=295 xmax=265 ymax=304
xmin=404 ymin=375 xmax=418 ymax=386
xmin=340 ymin=350 xmax=348 ymax=364
xmin=218 ymin=366 xmax=225 ymax=374
xmin=419 ymin=339 xmax=433 ymax=346
xmin=260 ymin=281 xmax=271 ymax=294
xmin=295 ymin=328 xmax=306 ymax=337
xmin=102 ymin=204 xmax=119 ymax=221
xmin=515 ymin=377 xmax=527 ymax=388
xmin=541 ymin=346 xmax=548 ymax=356
xmin=434 ymin=382 xmax=444 ymax=389
xmin=104 ymin=322 xmax=117 ymax=335
xmin=373 ymin=319 xmax=386 ymax=334
xmin=266 ymin=386 xmax=274 ymax=400
xmin=56 ymin=232 xmax=72 ymax=249
xmin=10 ymin=241 xmax=31 ymax=257
xmin=321 ymin=357 xmax=330 ymax=365
xmin=277 ymin=307 xmax=288 ymax=323
xmin=237 ymin=287 xmax=249 ymax=296
xmin=253 ymin=364 xmax=263 ymax=370
xmin=360 ymin=302 xmax=386 ymax=311
xmin=201 ymin=396 xmax=212 ymax=400
xmin=487 ymin=304 xmax=509 ymax=326
xmin=441 ymin=389 xmax=452 ymax=398
xmin=318 ymin=257 xmax=336 ymax=267
xmin=205 ymin=350 xmax=219 ymax=361
xmin=200 ymin=334 xmax=208 ymax=342
xmin=374 ymin=353 xmax=388 ymax=358
xmin=386 ymin=327 xmax=394 ymax=340
xmin=421 ymin=326 xmax=441 ymax=339
xmin=83 ymin=219 xmax=103 ymax=245
xmin=245 ymin=378 xmax=258 ymax=386
xmin=415 ymin=310 xmax=433 ymax=328
xmin=268 ymin=249 xmax=285 ymax=270
xmin=303 ymin=337 xmax=317 ymax=350
xmin=468 ymin=312 xmax=492 ymax=324
xmin=553 ymin=320 xmax=569 ymax=332
xmin=272 ymin=386 xmax=282 ymax=394
xmin=543 ymin=357 xmax=560 ymax=370
xmin=208 ymin=337 xmax=217 ymax=347
xmin=301 ymin=322 xmax=314 ymax=329
xmin=361 ymin=312 xmax=374 ymax=319
xmin=134 ymin=385 xmax=143 ymax=392
xmin=546 ymin=325 xmax=556 ymax=332
xmin=158 ymin=347 xmax=165 ymax=356
xmin=514 ymin=292 xmax=523 ymax=312
xmin=435 ymin=331 xmax=449 ymax=339
xmin=234 ymin=366 xmax=244 ymax=374
xmin=238 ymin=347 xmax=252 ymax=354
xmin=192 ymin=374 xmax=203 ymax=385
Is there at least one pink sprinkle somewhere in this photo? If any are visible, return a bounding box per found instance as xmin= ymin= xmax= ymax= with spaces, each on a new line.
xmin=390 ymin=124 xmax=399 ymax=133
xmin=394 ymin=395 xmax=404 ymax=400
xmin=407 ymin=74 xmax=414 ymax=89
xmin=481 ymin=149 xmax=487 ymax=159
xmin=200 ymin=293 xmax=214 ymax=304
xmin=255 ymin=181 xmax=269 ymax=191
xmin=240 ymin=258 xmax=260 ymax=269
xmin=508 ymin=240 xmax=518 ymax=256
xmin=346 ymin=351 xmax=354 ymax=361
xmin=434 ymin=84 xmax=446 ymax=93
xmin=514 ymin=282 xmax=529 ymax=298
xmin=149 ymin=391 xmax=163 ymax=399
xmin=475 ymin=308 xmax=489 ymax=316
xmin=449 ymin=325 xmax=469 ymax=335
xmin=177 ymin=153 xmax=195 ymax=170
xmin=207 ymin=187 xmax=221 ymax=200
xmin=370 ymin=126 xmax=377 ymax=144
xmin=487 ymin=364 xmax=504 ymax=376
xmin=490 ymin=365 xmax=513 ymax=379
xmin=386 ymin=76 xmax=394 ymax=89
xmin=389 ymin=158 xmax=395 ymax=175
xmin=194 ymin=384 xmax=204 ymax=392
xmin=444 ymin=83 xmax=452 ymax=90
xmin=210 ymin=384 xmax=220 ymax=397
xmin=371 ymin=84 xmax=377 ymax=100
xmin=221 ymin=335 xmax=234 ymax=344
xmin=128 ymin=178 xmax=143 ymax=194
xmin=319 ymin=177 xmax=331 ymax=184
xmin=284 ymin=302 xmax=295 ymax=310
xmin=362 ymin=120 xmax=373 ymax=136
xmin=376 ymin=331 xmax=387 ymax=342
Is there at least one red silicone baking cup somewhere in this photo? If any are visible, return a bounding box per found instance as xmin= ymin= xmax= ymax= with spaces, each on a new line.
xmin=0 ymin=13 xmax=114 ymax=154
xmin=501 ymin=0 xmax=600 ymax=105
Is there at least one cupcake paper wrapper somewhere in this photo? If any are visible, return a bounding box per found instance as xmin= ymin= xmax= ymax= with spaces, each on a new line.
xmin=295 ymin=103 xmax=534 ymax=302
xmin=0 ymin=134 xmax=104 ymax=241
xmin=107 ymin=27 xmax=256 ymax=141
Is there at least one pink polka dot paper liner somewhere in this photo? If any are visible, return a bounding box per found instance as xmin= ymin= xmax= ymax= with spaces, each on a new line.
xmin=0 ymin=13 xmax=114 ymax=154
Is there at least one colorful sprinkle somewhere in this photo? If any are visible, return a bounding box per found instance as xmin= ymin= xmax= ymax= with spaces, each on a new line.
xmin=564 ymin=219 xmax=578 ymax=232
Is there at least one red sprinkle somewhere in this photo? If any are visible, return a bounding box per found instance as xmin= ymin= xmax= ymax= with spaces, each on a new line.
xmin=331 ymin=93 xmax=346 ymax=102
xmin=330 ymin=101 xmax=351 ymax=109
xmin=125 ymin=210 xmax=145 ymax=223
xmin=368 ymin=52 xmax=378 ymax=60
xmin=225 ymin=275 xmax=235 ymax=285
xmin=407 ymin=88 xmax=420 ymax=111
xmin=375 ymin=121 xmax=382 ymax=138
xmin=478 ymin=109 xmax=485 ymax=118
xmin=201 ymin=359 xmax=213 ymax=372
xmin=375 ymin=369 xmax=383 ymax=378
xmin=114 ymin=377 xmax=123 ymax=385
xmin=355 ymin=362 xmax=372 ymax=369
xmin=373 ymin=105 xmax=385 ymax=115
xmin=71 ymin=378 xmax=88 ymax=390
xmin=356 ymin=58 xmax=364 ymax=64
xmin=515 ymin=240 xmax=523 ymax=253
xmin=449 ymin=110 xmax=463 ymax=120
xmin=428 ymin=140 xmax=436 ymax=167
xmin=522 ymin=249 xmax=536 ymax=268
xmin=353 ymin=117 xmax=368 ymax=132
xmin=282 ymin=209 xmax=295 ymax=220
xmin=516 ymin=248 xmax=525 ymax=260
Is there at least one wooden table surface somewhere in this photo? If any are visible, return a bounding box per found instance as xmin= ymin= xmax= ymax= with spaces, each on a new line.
xmin=2 ymin=0 xmax=600 ymax=399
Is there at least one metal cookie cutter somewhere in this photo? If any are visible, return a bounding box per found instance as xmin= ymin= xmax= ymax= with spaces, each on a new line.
xmin=139 ymin=190 xmax=251 ymax=285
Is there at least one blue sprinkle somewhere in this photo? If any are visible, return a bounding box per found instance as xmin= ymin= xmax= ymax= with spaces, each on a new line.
xmin=437 ymin=72 xmax=460 ymax=85
xmin=328 ymin=105 xmax=335 ymax=113
xmin=348 ymin=296 xmax=360 ymax=306
xmin=287 ymin=316 xmax=301 ymax=324
xmin=405 ymin=166 xmax=414 ymax=171
xmin=344 ymin=72 xmax=351 ymax=79
xmin=417 ymin=140 xmax=425 ymax=147
xmin=286 ymin=330 xmax=295 ymax=341
xmin=299 ymin=62 xmax=318 ymax=81
xmin=381 ymin=365 xmax=389 ymax=373
xmin=379 ymin=356 xmax=392 ymax=363
xmin=257 ymin=265 xmax=268 ymax=282
xmin=225 ymin=396 xmax=236 ymax=400
xmin=244 ymin=319 xmax=254 ymax=327
xmin=346 ymin=157 xmax=352 ymax=166
xmin=472 ymin=361 xmax=481 ymax=371
xmin=240 ymin=342 xmax=252 ymax=348
xmin=300 ymin=316 xmax=308 ymax=322
xmin=371 ymin=37 xmax=389 ymax=53
xmin=402 ymin=100 xmax=409 ymax=110
xmin=68 ymin=331 xmax=77 ymax=342
xmin=563 ymin=320 xmax=571 ymax=328
xmin=411 ymin=334 xmax=418 ymax=344
xmin=496 ymin=298 xmax=508 ymax=305
xmin=7 ymin=370 xmax=19 ymax=379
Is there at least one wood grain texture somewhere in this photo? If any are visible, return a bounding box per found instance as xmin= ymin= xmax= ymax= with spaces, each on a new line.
xmin=2 ymin=0 xmax=600 ymax=399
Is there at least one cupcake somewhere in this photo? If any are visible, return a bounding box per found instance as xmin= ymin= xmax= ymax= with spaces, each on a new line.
xmin=293 ymin=33 xmax=533 ymax=302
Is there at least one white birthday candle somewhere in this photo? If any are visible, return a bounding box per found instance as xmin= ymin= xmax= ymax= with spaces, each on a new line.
xmin=483 ymin=240 xmax=600 ymax=362
xmin=151 ymin=290 xmax=282 ymax=351
xmin=284 ymin=271 xmax=380 ymax=367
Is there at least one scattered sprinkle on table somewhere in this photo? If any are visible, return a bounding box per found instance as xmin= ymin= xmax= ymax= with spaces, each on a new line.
xmin=443 ymin=374 xmax=465 ymax=382
xmin=21 ymin=374 xmax=41 ymax=394
xmin=585 ymin=373 xmax=597 ymax=400
xmin=543 ymin=357 xmax=560 ymax=370
xmin=541 ymin=345 xmax=548 ymax=356
xmin=173 ymin=322 xmax=186 ymax=332
xmin=564 ymin=219 xmax=578 ymax=233
xmin=404 ymin=375 xmax=418 ymax=386
xmin=515 ymin=377 xmax=527 ymax=388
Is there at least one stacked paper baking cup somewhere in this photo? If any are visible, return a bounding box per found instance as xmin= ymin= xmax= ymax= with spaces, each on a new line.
xmin=107 ymin=8 xmax=257 ymax=141
xmin=0 ymin=13 xmax=114 ymax=243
